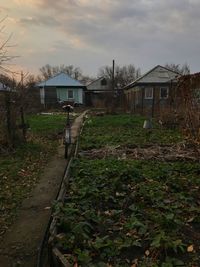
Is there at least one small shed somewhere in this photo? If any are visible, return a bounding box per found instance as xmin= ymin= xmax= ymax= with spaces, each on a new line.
xmin=85 ymin=76 xmax=113 ymax=107
xmin=37 ymin=72 xmax=86 ymax=107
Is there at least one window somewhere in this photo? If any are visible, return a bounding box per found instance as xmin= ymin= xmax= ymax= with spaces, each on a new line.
xmin=68 ymin=90 xmax=74 ymax=99
xmin=145 ymin=87 xmax=153 ymax=99
xmin=160 ymin=87 xmax=168 ymax=99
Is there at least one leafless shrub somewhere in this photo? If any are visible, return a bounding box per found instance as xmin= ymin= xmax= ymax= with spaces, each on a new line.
xmin=177 ymin=73 xmax=200 ymax=143
xmin=159 ymin=74 xmax=200 ymax=143
xmin=0 ymin=89 xmax=20 ymax=151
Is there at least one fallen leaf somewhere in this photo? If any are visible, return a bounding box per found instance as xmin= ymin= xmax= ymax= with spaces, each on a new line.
xmin=187 ymin=217 xmax=194 ymax=223
xmin=187 ymin=244 xmax=194 ymax=252
xmin=145 ymin=249 xmax=150 ymax=256
xmin=44 ymin=206 xmax=51 ymax=210
xmin=131 ymin=258 xmax=138 ymax=267
xmin=56 ymin=233 xmax=66 ymax=240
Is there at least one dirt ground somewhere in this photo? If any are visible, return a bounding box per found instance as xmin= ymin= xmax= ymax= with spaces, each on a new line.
xmin=0 ymin=111 xmax=87 ymax=267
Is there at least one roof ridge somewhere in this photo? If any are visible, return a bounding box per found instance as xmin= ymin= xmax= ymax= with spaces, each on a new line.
xmin=124 ymin=65 xmax=181 ymax=89
xmin=87 ymin=76 xmax=105 ymax=86
xmin=36 ymin=72 xmax=85 ymax=87
xmin=124 ymin=65 xmax=158 ymax=89
xmin=158 ymin=65 xmax=181 ymax=75
xmin=43 ymin=71 xmax=74 ymax=83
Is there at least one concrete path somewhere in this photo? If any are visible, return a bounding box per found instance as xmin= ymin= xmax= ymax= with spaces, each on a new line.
xmin=0 ymin=111 xmax=87 ymax=267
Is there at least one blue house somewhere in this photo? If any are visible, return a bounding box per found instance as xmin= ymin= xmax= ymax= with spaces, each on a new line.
xmin=37 ymin=72 xmax=86 ymax=107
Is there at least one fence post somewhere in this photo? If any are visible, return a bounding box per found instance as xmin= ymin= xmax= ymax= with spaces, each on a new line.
xmin=4 ymin=91 xmax=14 ymax=147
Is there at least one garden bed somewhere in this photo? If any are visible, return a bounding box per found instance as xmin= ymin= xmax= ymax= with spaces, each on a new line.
xmin=52 ymin=114 xmax=200 ymax=267
xmin=78 ymin=143 xmax=199 ymax=161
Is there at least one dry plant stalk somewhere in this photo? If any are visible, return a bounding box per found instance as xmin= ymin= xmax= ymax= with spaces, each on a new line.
xmin=177 ymin=73 xmax=200 ymax=144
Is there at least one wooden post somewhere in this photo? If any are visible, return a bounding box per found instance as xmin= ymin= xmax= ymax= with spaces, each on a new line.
xmin=133 ymin=91 xmax=136 ymax=113
xmin=21 ymin=71 xmax=24 ymax=87
xmin=5 ymin=91 xmax=13 ymax=147
xmin=141 ymin=87 xmax=144 ymax=115
xmin=151 ymin=86 xmax=155 ymax=118
xmin=20 ymin=107 xmax=27 ymax=142
xmin=20 ymin=71 xmax=27 ymax=142
xmin=110 ymin=60 xmax=115 ymax=113
xmin=112 ymin=59 xmax=115 ymax=91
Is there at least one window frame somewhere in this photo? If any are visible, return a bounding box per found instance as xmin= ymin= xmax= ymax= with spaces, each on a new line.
xmin=68 ymin=89 xmax=74 ymax=99
xmin=144 ymin=87 xmax=153 ymax=99
xmin=160 ymin=87 xmax=169 ymax=99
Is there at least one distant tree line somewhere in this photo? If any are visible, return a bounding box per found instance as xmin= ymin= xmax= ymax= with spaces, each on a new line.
xmin=98 ymin=64 xmax=141 ymax=89
xmin=35 ymin=62 xmax=190 ymax=88
xmin=36 ymin=63 xmax=142 ymax=89
xmin=37 ymin=64 xmax=93 ymax=85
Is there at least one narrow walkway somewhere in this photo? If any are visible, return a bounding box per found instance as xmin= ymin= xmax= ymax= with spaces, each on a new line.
xmin=0 ymin=111 xmax=87 ymax=267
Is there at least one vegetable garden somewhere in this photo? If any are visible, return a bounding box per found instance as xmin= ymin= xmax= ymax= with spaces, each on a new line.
xmin=53 ymin=114 xmax=200 ymax=267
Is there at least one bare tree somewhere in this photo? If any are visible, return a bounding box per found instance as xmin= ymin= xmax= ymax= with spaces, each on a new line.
xmin=165 ymin=63 xmax=190 ymax=75
xmin=19 ymin=73 xmax=41 ymax=112
xmin=0 ymin=18 xmax=34 ymax=149
xmin=79 ymin=75 xmax=94 ymax=86
xmin=38 ymin=64 xmax=83 ymax=81
xmin=0 ymin=17 xmax=18 ymax=75
xmin=98 ymin=64 xmax=141 ymax=89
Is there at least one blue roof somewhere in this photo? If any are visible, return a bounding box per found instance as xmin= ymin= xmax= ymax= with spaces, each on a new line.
xmin=37 ymin=72 xmax=84 ymax=87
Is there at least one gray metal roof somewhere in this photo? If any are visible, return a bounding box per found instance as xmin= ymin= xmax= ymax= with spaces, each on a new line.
xmin=87 ymin=76 xmax=104 ymax=86
xmin=37 ymin=72 xmax=84 ymax=87
xmin=125 ymin=65 xmax=181 ymax=89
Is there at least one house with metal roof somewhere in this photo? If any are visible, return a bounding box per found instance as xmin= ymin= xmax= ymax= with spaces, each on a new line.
xmin=0 ymin=82 xmax=12 ymax=92
xmin=85 ymin=76 xmax=112 ymax=107
xmin=124 ymin=65 xmax=181 ymax=116
xmin=87 ymin=76 xmax=110 ymax=91
xmin=37 ymin=72 xmax=86 ymax=107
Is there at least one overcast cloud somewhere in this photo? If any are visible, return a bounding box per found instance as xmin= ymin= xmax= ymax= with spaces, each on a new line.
xmin=1 ymin=0 xmax=200 ymax=77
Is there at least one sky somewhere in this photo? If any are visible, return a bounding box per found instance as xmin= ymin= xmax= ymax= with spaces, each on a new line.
xmin=1 ymin=0 xmax=200 ymax=79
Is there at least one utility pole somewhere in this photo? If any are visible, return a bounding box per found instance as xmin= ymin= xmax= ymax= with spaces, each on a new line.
xmin=20 ymin=71 xmax=27 ymax=142
xmin=21 ymin=71 xmax=24 ymax=87
xmin=151 ymin=87 xmax=155 ymax=118
xmin=112 ymin=59 xmax=115 ymax=91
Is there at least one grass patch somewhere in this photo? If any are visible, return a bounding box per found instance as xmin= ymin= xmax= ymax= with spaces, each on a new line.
xmin=27 ymin=113 xmax=66 ymax=137
xmin=80 ymin=114 xmax=183 ymax=150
